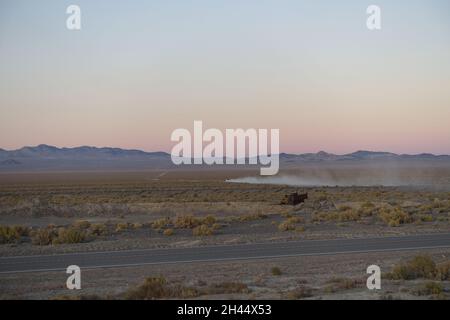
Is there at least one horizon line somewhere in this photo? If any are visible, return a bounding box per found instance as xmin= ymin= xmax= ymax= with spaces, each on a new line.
xmin=1 ymin=144 xmax=450 ymax=157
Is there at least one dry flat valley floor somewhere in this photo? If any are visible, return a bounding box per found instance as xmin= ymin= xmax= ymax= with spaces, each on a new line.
xmin=0 ymin=169 xmax=449 ymax=299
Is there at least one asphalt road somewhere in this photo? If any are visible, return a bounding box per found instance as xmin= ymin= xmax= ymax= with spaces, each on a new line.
xmin=1 ymin=233 xmax=450 ymax=274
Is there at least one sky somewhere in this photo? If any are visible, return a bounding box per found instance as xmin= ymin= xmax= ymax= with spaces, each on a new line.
xmin=1 ymin=0 xmax=449 ymax=154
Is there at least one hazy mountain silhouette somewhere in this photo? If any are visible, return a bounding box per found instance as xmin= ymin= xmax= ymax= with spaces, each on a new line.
xmin=0 ymin=145 xmax=449 ymax=171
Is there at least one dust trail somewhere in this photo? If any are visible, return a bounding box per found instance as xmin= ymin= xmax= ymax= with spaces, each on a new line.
xmin=226 ymin=164 xmax=450 ymax=188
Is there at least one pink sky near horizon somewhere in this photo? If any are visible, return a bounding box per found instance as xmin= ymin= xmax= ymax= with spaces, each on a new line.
xmin=1 ymin=1 xmax=450 ymax=155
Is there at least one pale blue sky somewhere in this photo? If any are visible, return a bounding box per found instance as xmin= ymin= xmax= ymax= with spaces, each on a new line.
xmin=1 ymin=0 xmax=449 ymax=153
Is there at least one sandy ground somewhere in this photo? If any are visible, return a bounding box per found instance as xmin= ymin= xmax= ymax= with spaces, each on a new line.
xmin=1 ymin=248 xmax=449 ymax=300
xmin=1 ymin=170 xmax=449 ymax=299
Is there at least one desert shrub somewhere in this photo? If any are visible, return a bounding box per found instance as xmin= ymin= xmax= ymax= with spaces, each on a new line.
xmin=338 ymin=205 xmax=352 ymax=212
xmin=175 ymin=215 xmax=200 ymax=229
xmin=436 ymin=261 xmax=450 ymax=280
xmin=278 ymin=217 xmax=303 ymax=231
xmin=89 ymin=223 xmax=108 ymax=236
xmin=0 ymin=225 xmax=29 ymax=244
xmin=54 ymin=227 xmax=86 ymax=244
xmin=124 ymin=276 xmax=199 ymax=299
xmin=192 ymin=224 xmax=214 ymax=236
xmin=238 ymin=212 xmax=268 ymax=222
xmin=271 ymin=267 xmax=282 ymax=276
xmin=125 ymin=276 xmax=168 ymax=299
xmin=212 ymin=223 xmax=222 ymax=230
xmin=132 ymin=222 xmax=143 ymax=229
xmin=324 ymin=277 xmax=361 ymax=293
xmin=51 ymin=294 xmax=103 ymax=300
xmin=388 ymin=255 xmax=436 ymax=280
xmin=361 ymin=201 xmax=375 ymax=208
xmin=115 ymin=222 xmax=131 ymax=232
xmin=202 ymin=215 xmax=216 ymax=225
xmin=414 ymin=214 xmax=433 ymax=222
xmin=73 ymin=220 xmax=91 ymax=229
xmin=285 ymin=287 xmax=313 ymax=299
xmin=312 ymin=209 xmax=362 ymax=223
xmin=151 ymin=217 xmax=172 ymax=229
xmin=415 ymin=282 xmax=443 ymax=296
xmin=31 ymin=227 xmax=58 ymax=245
xmin=206 ymin=282 xmax=250 ymax=295
xmin=379 ymin=207 xmax=413 ymax=226
xmin=163 ymin=228 xmax=174 ymax=236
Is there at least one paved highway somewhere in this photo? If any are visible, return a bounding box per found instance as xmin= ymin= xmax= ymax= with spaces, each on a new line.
xmin=1 ymin=233 xmax=449 ymax=274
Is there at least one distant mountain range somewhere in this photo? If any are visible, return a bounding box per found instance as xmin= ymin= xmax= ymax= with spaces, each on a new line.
xmin=0 ymin=144 xmax=449 ymax=171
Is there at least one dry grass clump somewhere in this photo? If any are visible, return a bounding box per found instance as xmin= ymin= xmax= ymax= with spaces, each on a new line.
xmin=72 ymin=220 xmax=91 ymax=229
xmin=312 ymin=208 xmax=363 ymax=223
xmin=31 ymin=225 xmax=87 ymax=245
xmin=0 ymin=225 xmax=29 ymax=244
xmin=278 ymin=217 xmax=304 ymax=231
xmin=271 ymin=267 xmax=282 ymax=276
xmin=202 ymin=215 xmax=216 ymax=225
xmin=204 ymin=282 xmax=250 ymax=295
xmin=124 ymin=276 xmax=249 ymax=299
xmin=53 ymin=227 xmax=86 ymax=244
xmin=115 ymin=222 xmax=131 ymax=232
xmin=174 ymin=215 xmax=201 ymax=229
xmin=51 ymin=294 xmax=103 ymax=300
xmin=378 ymin=207 xmax=413 ymax=226
xmin=436 ymin=261 xmax=450 ymax=280
xmin=89 ymin=223 xmax=108 ymax=236
xmin=386 ymin=255 xmax=443 ymax=280
xmin=31 ymin=226 xmax=58 ymax=245
xmin=151 ymin=217 xmax=173 ymax=230
xmin=285 ymin=286 xmax=314 ymax=299
xmin=124 ymin=276 xmax=199 ymax=299
xmin=163 ymin=228 xmax=174 ymax=236
xmin=235 ymin=212 xmax=268 ymax=222
xmin=192 ymin=224 xmax=215 ymax=236
xmin=323 ymin=277 xmax=361 ymax=293
xmin=414 ymin=281 xmax=443 ymax=296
